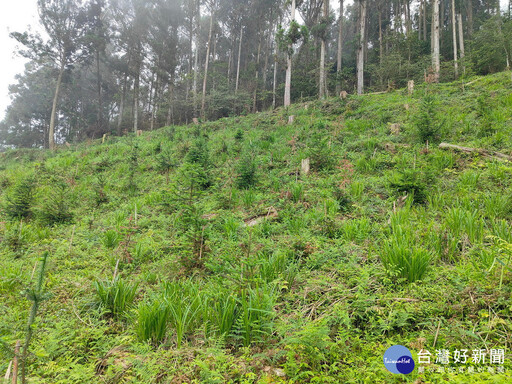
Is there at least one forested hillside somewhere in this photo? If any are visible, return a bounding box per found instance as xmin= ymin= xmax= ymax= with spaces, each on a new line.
xmin=1 ymin=0 xmax=512 ymax=149
xmin=0 ymin=71 xmax=511 ymax=383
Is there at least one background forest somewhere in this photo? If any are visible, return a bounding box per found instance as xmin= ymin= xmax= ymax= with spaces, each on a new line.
xmin=1 ymin=0 xmax=511 ymax=149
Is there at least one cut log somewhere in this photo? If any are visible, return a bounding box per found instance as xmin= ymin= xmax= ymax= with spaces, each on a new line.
xmin=439 ymin=142 xmax=512 ymax=162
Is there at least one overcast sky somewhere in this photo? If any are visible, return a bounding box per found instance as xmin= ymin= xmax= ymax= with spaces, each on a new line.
xmin=1 ymin=0 xmax=41 ymax=120
xmin=0 ymin=0 xmax=508 ymax=121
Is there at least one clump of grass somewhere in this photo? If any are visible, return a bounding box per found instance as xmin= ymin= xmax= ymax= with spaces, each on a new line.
xmin=380 ymin=235 xmax=431 ymax=283
xmin=290 ymin=182 xmax=304 ymax=203
xmin=205 ymin=292 xmax=239 ymax=340
xmin=242 ymin=189 xmax=257 ymax=209
xmin=136 ymin=300 xmax=171 ymax=345
xmin=444 ymin=207 xmax=484 ymax=245
xmin=101 ymin=230 xmax=120 ymax=249
xmin=94 ymin=277 xmax=138 ymax=319
xmin=234 ymin=287 xmax=276 ymax=347
xmin=163 ymin=280 xmax=203 ymax=348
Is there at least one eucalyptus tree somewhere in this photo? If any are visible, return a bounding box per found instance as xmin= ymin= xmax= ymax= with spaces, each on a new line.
xmin=356 ymin=0 xmax=367 ymax=94
xmin=336 ymin=0 xmax=344 ymax=94
xmin=284 ymin=0 xmax=297 ymax=107
xmin=11 ymin=0 xmax=93 ymax=149
xmin=319 ymin=0 xmax=330 ymax=99
xmin=432 ymin=0 xmax=441 ymax=82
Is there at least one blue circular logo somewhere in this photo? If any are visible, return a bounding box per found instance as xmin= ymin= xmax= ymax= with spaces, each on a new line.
xmin=383 ymin=345 xmax=415 ymax=374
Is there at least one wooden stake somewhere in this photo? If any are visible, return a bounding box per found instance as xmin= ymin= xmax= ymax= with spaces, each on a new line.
xmin=4 ymin=361 xmax=12 ymax=382
xmin=68 ymin=225 xmax=76 ymax=254
xmin=12 ymin=340 xmax=21 ymax=384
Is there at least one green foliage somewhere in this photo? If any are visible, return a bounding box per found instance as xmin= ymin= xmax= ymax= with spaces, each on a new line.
xmin=1 ymin=71 xmax=512 ymax=382
xmin=136 ymin=300 xmax=171 ymax=345
xmin=389 ymin=169 xmax=428 ymax=204
xmin=127 ymin=143 xmax=139 ymax=192
xmin=487 ymin=236 xmax=512 ymax=290
xmin=101 ymin=230 xmax=120 ymax=250
xmin=5 ymin=177 xmax=35 ymax=219
xmin=308 ymin=134 xmax=336 ymax=172
xmin=380 ymin=236 xmax=431 ymax=283
xmin=163 ymin=280 xmax=202 ymax=348
xmin=277 ymin=21 xmax=309 ymax=55
xmin=236 ymin=153 xmax=257 ymax=189
xmin=37 ymin=182 xmax=73 ymax=226
xmin=205 ymin=291 xmax=239 ymax=340
xmin=290 ymin=182 xmax=304 ymax=203
xmin=470 ymin=16 xmax=512 ymax=75
xmin=21 ymin=251 xmax=50 ymax=382
xmin=234 ymin=287 xmax=276 ymax=347
xmin=94 ymin=277 xmax=138 ymax=319
xmin=414 ymin=94 xmax=442 ymax=143
xmin=155 ymin=146 xmax=175 ymax=182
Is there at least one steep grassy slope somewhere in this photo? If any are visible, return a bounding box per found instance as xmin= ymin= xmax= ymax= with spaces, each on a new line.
xmin=1 ymin=72 xmax=512 ymax=383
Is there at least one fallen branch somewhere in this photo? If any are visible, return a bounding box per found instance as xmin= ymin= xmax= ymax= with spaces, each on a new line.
xmin=439 ymin=142 xmax=512 ymax=162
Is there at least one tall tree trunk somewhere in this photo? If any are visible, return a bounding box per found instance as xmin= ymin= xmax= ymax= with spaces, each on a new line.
xmin=423 ymin=0 xmax=427 ymax=41
xmin=49 ymin=63 xmax=65 ymax=150
xmin=451 ymin=0 xmax=459 ymax=78
xmin=319 ymin=0 xmax=329 ymax=99
xmin=166 ymin=74 xmax=175 ymax=126
xmin=133 ymin=73 xmax=139 ymax=133
xmin=272 ymin=43 xmax=278 ymax=109
xmin=439 ymin=0 xmax=444 ymax=52
xmin=117 ymin=72 xmax=128 ymax=135
xmin=379 ymin=8 xmax=383 ymax=64
xmin=419 ymin=0 xmax=423 ymax=40
xmin=458 ymin=13 xmax=465 ymax=74
xmin=458 ymin=13 xmax=465 ymax=59
xmin=467 ymin=1 xmax=473 ymax=36
xmin=263 ymin=32 xmax=271 ymax=95
xmin=150 ymin=71 xmax=159 ymax=130
xmin=432 ymin=0 xmax=441 ymax=82
xmin=253 ymin=37 xmax=262 ymax=112
xmin=336 ymin=0 xmax=344 ymax=94
xmin=405 ymin=0 xmax=411 ymax=35
xmin=212 ymin=31 xmax=218 ymax=92
xmin=133 ymin=47 xmax=141 ymax=133
xmin=96 ymin=50 xmax=103 ymax=135
xmin=201 ymin=4 xmax=215 ymax=119
xmin=235 ymin=24 xmax=243 ymax=94
xmin=284 ymin=0 xmax=296 ymax=107
xmin=227 ymin=33 xmax=234 ymax=85
xmin=357 ymin=0 xmax=367 ymax=95
xmin=193 ymin=0 xmax=200 ymax=117
xmin=187 ymin=3 xmax=194 ymax=103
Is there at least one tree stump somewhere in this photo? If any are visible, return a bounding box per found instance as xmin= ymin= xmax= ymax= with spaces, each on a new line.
xmin=301 ymin=158 xmax=310 ymax=175
xmin=408 ymin=80 xmax=414 ymax=96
